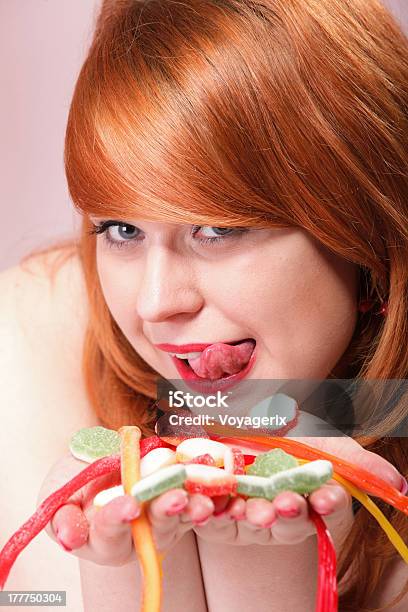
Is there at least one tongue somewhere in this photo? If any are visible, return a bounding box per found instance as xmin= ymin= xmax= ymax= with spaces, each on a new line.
xmin=187 ymin=340 xmax=255 ymax=380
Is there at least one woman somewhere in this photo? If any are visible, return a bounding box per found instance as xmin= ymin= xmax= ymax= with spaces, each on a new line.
xmin=2 ymin=0 xmax=407 ymax=609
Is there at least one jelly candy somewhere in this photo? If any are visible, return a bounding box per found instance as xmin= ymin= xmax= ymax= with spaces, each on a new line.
xmin=140 ymin=448 xmax=177 ymax=477
xmin=131 ymin=464 xmax=187 ymax=502
xmin=70 ymin=426 xmax=121 ymax=462
xmin=185 ymin=454 xmax=216 ymax=466
xmin=224 ymin=447 xmax=245 ymax=474
xmin=184 ymin=464 xmax=237 ymax=496
xmin=176 ymin=438 xmax=227 ymax=467
xmin=236 ymin=460 xmax=333 ymax=500
xmin=246 ymin=448 xmax=299 ymax=477
xmin=70 ymin=427 xmax=168 ymax=462
xmin=94 ymin=484 xmax=124 ymax=508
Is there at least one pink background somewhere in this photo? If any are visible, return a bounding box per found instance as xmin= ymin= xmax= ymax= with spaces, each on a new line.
xmin=0 ymin=0 xmax=406 ymax=272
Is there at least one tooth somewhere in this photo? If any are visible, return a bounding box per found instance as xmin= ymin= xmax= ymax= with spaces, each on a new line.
xmin=174 ymin=351 xmax=202 ymax=359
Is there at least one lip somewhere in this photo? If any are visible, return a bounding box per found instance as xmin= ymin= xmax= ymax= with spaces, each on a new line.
xmin=170 ymin=343 xmax=257 ymax=393
xmin=155 ymin=340 xmax=249 ymax=353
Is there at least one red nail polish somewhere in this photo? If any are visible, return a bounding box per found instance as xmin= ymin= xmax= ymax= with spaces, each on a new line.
xmin=57 ymin=536 xmax=72 ymax=552
xmin=315 ymin=505 xmax=332 ymax=516
xmin=166 ymin=503 xmax=187 ymax=516
xmin=399 ymin=477 xmax=408 ymax=496
xmin=260 ymin=518 xmax=276 ymax=529
xmin=194 ymin=517 xmax=210 ymax=526
xmin=121 ymin=509 xmax=141 ymax=522
xmin=277 ymin=507 xmax=301 ymax=518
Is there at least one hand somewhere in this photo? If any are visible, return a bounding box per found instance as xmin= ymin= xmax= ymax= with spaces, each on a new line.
xmin=188 ymin=482 xmax=350 ymax=546
xmin=37 ymin=454 xmax=216 ymax=566
xmin=191 ymin=434 xmax=406 ymax=546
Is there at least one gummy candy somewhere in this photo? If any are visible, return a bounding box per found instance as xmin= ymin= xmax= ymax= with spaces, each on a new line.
xmin=70 ymin=426 xmax=121 ymax=462
xmin=236 ymin=460 xmax=333 ymax=500
xmin=94 ymin=484 xmax=124 ymax=508
xmin=131 ymin=464 xmax=187 ymax=502
xmin=140 ymin=448 xmax=177 ymax=477
xmin=176 ymin=438 xmax=227 ymax=467
xmin=69 ymin=428 xmax=169 ymax=463
xmin=184 ymin=464 xmax=237 ymax=496
xmin=223 ymin=447 xmax=245 ymax=474
xmin=246 ymin=449 xmax=299 ymax=477
xmin=186 ymin=454 xmax=216 ymax=466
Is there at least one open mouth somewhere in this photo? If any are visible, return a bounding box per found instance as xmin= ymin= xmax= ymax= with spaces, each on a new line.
xmin=171 ymin=338 xmax=257 ymax=392
xmin=178 ymin=338 xmax=254 ymax=376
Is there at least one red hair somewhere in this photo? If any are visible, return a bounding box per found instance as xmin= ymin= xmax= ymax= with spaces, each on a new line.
xmin=22 ymin=1 xmax=408 ymax=608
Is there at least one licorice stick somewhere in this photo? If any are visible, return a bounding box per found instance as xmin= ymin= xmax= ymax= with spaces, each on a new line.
xmin=309 ymin=507 xmax=338 ymax=612
xmin=295 ymin=458 xmax=408 ymax=563
xmin=119 ymin=427 xmax=163 ymax=612
xmin=204 ymin=427 xmax=408 ymax=515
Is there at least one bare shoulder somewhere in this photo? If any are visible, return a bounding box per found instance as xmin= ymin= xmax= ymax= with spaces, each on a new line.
xmin=0 ymin=242 xmax=101 ymax=438
xmin=0 ymin=243 xmax=88 ymax=347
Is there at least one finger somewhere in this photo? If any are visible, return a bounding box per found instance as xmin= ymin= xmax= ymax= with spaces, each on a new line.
xmin=245 ymin=498 xmax=276 ymax=528
xmin=270 ymin=492 xmax=315 ymax=544
xmin=180 ymin=493 xmax=215 ymax=525
xmin=50 ymin=503 xmax=89 ymax=551
xmin=225 ymin=496 xmax=246 ymax=520
xmin=308 ymin=483 xmax=351 ymax=517
xmin=88 ymin=495 xmax=141 ymax=562
xmin=147 ymin=488 xmax=189 ymax=532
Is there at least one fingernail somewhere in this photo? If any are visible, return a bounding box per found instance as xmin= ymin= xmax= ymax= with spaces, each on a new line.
xmin=259 ymin=518 xmax=276 ymax=528
xmin=194 ymin=517 xmax=210 ymax=526
xmin=399 ymin=477 xmax=408 ymax=496
xmin=165 ymin=502 xmax=187 ymax=516
xmin=120 ymin=500 xmax=141 ymax=522
xmin=277 ymin=507 xmax=301 ymax=518
xmin=228 ymin=512 xmax=246 ymax=521
xmin=121 ymin=508 xmax=141 ymax=522
xmin=56 ymin=534 xmax=72 ymax=552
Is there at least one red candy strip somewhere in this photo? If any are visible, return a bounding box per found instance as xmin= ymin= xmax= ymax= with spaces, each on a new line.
xmin=309 ymin=506 xmax=338 ymax=612
xmin=209 ymin=434 xmax=408 ymax=515
xmin=0 ymin=455 xmax=120 ymax=590
xmin=184 ymin=481 xmax=238 ymax=497
xmin=141 ymin=435 xmax=172 ymax=455
xmin=0 ymin=435 xmax=166 ymax=590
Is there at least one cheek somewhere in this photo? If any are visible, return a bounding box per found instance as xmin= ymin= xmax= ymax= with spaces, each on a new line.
xmin=210 ymin=242 xmax=358 ymax=379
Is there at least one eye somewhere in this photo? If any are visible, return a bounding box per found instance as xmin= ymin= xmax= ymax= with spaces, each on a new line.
xmin=191 ymin=225 xmax=248 ymax=246
xmin=88 ymin=221 xmax=249 ymax=251
xmin=88 ymin=221 xmax=141 ymax=250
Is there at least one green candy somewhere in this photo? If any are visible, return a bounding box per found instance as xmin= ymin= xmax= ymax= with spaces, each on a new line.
xmin=247 ymin=449 xmax=299 ymax=477
xmin=236 ymin=460 xmax=333 ymax=500
xmin=69 ymin=426 xmax=121 ymax=462
xmin=131 ymin=464 xmax=187 ymax=502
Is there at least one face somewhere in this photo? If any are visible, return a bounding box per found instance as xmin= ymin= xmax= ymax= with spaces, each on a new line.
xmin=90 ymin=218 xmax=360 ymax=397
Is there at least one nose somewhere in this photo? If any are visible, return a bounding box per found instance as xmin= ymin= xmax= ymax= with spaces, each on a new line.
xmin=135 ymin=246 xmax=203 ymax=321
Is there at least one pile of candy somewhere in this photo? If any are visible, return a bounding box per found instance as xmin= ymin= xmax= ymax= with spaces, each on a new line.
xmin=71 ymin=428 xmax=334 ymax=506
xmin=1 ymin=425 xmax=407 ymax=612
